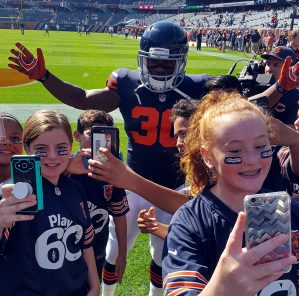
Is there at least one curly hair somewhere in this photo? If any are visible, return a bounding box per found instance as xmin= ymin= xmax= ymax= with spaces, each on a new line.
xmin=180 ymin=91 xmax=271 ymax=196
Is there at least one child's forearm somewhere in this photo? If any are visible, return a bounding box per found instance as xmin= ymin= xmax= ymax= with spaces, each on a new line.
xmin=151 ymin=223 xmax=168 ymax=240
xmin=83 ymin=247 xmax=100 ymax=292
xmin=114 ymin=216 xmax=127 ymax=256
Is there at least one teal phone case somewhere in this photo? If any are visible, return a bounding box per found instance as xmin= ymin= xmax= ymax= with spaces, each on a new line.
xmin=10 ymin=155 xmax=44 ymax=213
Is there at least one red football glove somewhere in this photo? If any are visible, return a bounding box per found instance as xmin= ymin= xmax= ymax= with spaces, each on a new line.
xmin=277 ymin=56 xmax=299 ymax=91
xmin=8 ymin=42 xmax=47 ymax=81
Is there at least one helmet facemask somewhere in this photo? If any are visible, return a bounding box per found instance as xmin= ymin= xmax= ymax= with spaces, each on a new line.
xmin=138 ymin=47 xmax=187 ymax=93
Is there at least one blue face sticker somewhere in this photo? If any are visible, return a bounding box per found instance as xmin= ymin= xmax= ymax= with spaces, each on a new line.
xmin=260 ymin=149 xmax=273 ymax=159
xmin=35 ymin=149 xmax=68 ymax=157
xmin=224 ymin=157 xmax=242 ymax=164
xmin=58 ymin=149 xmax=68 ymax=156
xmin=35 ymin=151 xmax=47 ymax=157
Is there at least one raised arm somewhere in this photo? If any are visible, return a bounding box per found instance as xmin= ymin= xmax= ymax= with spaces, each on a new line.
xmin=88 ymin=148 xmax=189 ymax=214
xmin=249 ymin=56 xmax=299 ymax=108
xmin=8 ymin=42 xmax=120 ymax=112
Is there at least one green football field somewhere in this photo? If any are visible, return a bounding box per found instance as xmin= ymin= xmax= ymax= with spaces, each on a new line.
xmin=0 ymin=28 xmax=248 ymax=295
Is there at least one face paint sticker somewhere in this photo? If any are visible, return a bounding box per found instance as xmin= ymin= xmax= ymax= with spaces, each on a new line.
xmin=58 ymin=149 xmax=68 ymax=156
xmin=35 ymin=149 xmax=68 ymax=157
xmin=260 ymin=149 xmax=273 ymax=159
xmin=224 ymin=157 xmax=242 ymax=164
xmin=35 ymin=151 xmax=47 ymax=157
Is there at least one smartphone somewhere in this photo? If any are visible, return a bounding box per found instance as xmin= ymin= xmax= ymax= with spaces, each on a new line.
xmin=10 ymin=155 xmax=44 ymax=214
xmin=91 ymin=126 xmax=119 ymax=160
xmin=244 ymin=191 xmax=292 ymax=272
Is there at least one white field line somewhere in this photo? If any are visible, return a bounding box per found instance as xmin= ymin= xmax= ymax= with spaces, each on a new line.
xmin=0 ymin=104 xmax=123 ymax=123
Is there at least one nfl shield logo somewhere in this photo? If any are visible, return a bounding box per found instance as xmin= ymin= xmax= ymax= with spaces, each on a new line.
xmin=159 ymin=94 xmax=166 ymax=102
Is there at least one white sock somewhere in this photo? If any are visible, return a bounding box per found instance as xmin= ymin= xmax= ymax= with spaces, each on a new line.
xmin=149 ymin=282 xmax=163 ymax=296
xmin=101 ymin=282 xmax=117 ymax=296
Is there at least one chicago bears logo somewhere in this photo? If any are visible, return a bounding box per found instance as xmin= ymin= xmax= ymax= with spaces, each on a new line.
xmin=104 ymin=184 xmax=113 ymax=201
xmin=274 ymin=102 xmax=286 ymax=113
xmin=273 ymin=46 xmax=283 ymax=54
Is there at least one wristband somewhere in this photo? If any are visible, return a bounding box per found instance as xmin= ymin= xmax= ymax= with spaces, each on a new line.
xmin=37 ymin=70 xmax=50 ymax=82
xmin=275 ymin=82 xmax=288 ymax=94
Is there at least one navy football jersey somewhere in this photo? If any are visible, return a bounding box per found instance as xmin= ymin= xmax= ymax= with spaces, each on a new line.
xmin=278 ymin=146 xmax=299 ymax=198
xmin=106 ymin=69 xmax=209 ymax=189
xmin=70 ymin=174 xmax=129 ymax=259
xmin=162 ymin=187 xmax=299 ymax=295
xmin=0 ymin=175 xmax=94 ymax=296
xmin=262 ymin=145 xmax=291 ymax=193
xmin=271 ymin=89 xmax=299 ymax=125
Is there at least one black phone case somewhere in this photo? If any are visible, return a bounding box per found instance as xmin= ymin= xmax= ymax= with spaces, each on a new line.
xmin=91 ymin=126 xmax=119 ymax=160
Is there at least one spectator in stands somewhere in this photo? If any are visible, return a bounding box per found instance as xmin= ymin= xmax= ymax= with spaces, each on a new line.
xmin=265 ymin=31 xmax=275 ymax=52
xmin=276 ymin=34 xmax=287 ymax=47
xmin=261 ymin=46 xmax=299 ymax=126
xmin=288 ymin=29 xmax=299 ymax=61
xmin=251 ymin=29 xmax=261 ymax=58
xmin=196 ymin=29 xmax=202 ymax=51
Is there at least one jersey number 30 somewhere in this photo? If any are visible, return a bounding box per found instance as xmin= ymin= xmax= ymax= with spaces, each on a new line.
xmin=131 ymin=106 xmax=176 ymax=147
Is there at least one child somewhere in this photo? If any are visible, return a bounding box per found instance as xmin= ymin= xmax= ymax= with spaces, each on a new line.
xmin=0 ymin=112 xmax=23 ymax=185
xmin=162 ymin=91 xmax=299 ymax=295
xmin=72 ymin=110 xmax=128 ymax=290
xmin=0 ymin=112 xmax=35 ymax=250
xmin=0 ymin=110 xmax=100 ymax=296
xmin=137 ymin=99 xmax=197 ymax=240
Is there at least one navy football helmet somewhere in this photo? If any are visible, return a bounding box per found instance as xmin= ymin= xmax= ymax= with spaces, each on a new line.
xmin=138 ymin=21 xmax=188 ymax=93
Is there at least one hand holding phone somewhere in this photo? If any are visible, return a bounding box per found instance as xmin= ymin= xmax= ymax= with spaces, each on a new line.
xmin=244 ymin=191 xmax=292 ymax=272
xmin=10 ymin=155 xmax=44 ymax=214
xmin=91 ymin=126 xmax=119 ymax=161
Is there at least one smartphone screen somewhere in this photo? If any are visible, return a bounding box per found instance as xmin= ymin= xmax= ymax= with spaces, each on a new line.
xmin=92 ymin=126 xmax=119 ymax=160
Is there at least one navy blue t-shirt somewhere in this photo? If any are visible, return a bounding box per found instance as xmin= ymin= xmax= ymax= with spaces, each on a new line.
xmin=271 ymin=89 xmax=299 ymax=125
xmin=262 ymin=145 xmax=291 ymax=193
xmin=70 ymin=174 xmax=129 ymax=260
xmin=163 ymin=187 xmax=299 ymax=295
xmin=278 ymin=146 xmax=299 ymax=198
xmin=106 ymin=69 xmax=209 ymax=189
xmin=0 ymin=175 xmax=94 ymax=296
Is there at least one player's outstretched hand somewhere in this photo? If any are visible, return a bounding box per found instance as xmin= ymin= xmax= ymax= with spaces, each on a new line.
xmin=8 ymin=42 xmax=47 ymax=81
xmin=88 ymin=148 xmax=134 ymax=189
xmin=137 ymin=208 xmax=158 ymax=234
xmin=0 ymin=184 xmax=36 ymax=229
xmin=201 ymin=212 xmax=297 ymax=296
xmin=277 ymin=56 xmax=299 ymax=91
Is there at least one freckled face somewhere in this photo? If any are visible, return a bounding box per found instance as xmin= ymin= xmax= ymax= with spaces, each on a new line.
xmin=208 ymin=111 xmax=272 ymax=198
